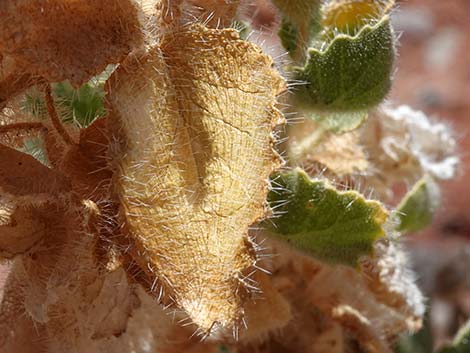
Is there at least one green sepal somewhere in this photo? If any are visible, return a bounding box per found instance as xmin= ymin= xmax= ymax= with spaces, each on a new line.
xmin=266 ymin=168 xmax=388 ymax=267
xmin=307 ymin=109 xmax=368 ymax=133
xmin=396 ymin=176 xmax=440 ymax=234
xmin=294 ymin=16 xmax=394 ymax=115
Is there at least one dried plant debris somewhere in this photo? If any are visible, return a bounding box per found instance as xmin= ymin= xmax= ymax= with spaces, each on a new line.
xmin=0 ymin=0 xmax=145 ymax=85
xmin=0 ymin=54 xmax=35 ymax=109
xmin=289 ymin=119 xmax=369 ymax=177
xmin=233 ymin=238 xmax=424 ymax=353
xmin=107 ymin=24 xmax=284 ymax=333
xmin=360 ymin=105 xmax=458 ymax=198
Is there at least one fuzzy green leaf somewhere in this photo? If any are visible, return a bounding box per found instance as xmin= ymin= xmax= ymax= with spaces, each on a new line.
xmin=396 ymin=176 xmax=440 ymax=233
xmin=266 ymin=168 xmax=388 ymax=266
xmin=294 ymin=16 xmax=394 ymax=115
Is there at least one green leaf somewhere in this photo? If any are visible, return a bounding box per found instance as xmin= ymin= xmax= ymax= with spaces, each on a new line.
xmin=396 ymin=176 xmax=440 ymax=233
xmin=437 ymin=321 xmax=470 ymax=353
xmin=266 ymin=168 xmax=388 ymax=267
xmin=294 ymin=16 xmax=395 ymax=114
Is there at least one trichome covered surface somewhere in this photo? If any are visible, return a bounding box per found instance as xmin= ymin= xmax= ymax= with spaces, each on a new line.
xmin=0 ymin=1 xmax=459 ymax=353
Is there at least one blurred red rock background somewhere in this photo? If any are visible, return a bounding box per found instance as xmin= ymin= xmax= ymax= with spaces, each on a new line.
xmin=390 ymin=0 xmax=469 ymax=347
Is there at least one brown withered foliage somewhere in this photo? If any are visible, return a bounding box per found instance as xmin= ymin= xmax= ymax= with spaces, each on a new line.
xmin=0 ymin=1 xmax=427 ymax=353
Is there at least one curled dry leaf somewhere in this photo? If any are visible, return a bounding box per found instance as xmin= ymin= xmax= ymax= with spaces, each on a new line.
xmin=0 ymin=275 xmax=46 ymax=353
xmin=107 ymin=24 xmax=285 ymax=332
xmin=0 ymin=0 xmax=145 ymax=86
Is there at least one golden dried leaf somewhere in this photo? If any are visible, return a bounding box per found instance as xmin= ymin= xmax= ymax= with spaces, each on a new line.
xmin=108 ymin=25 xmax=284 ymax=331
xmin=0 ymin=0 xmax=145 ymax=86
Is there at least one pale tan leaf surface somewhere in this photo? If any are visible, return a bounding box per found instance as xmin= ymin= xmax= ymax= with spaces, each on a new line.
xmin=0 ymin=0 xmax=145 ymax=86
xmin=108 ymin=24 xmax=284 ymax=332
